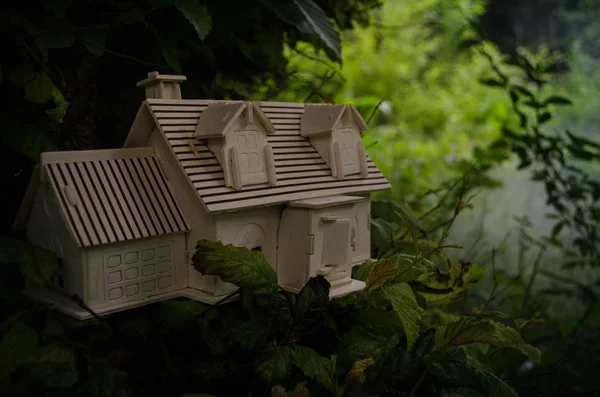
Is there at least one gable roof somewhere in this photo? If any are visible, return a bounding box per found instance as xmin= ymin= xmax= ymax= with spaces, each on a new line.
xmin=195 ymin=101 xmax=276 ymax=139
xmin=300 ymin=104 xmax=369 ymax=137
xmin=125 ymin=99 xmax=391 ymax=213
xmin=41 ymin=147 xmax=190 ymax=248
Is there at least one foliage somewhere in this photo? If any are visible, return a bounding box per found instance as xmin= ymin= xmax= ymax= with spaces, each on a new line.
xmin=0 ymin=222 xmax=538 ymax=397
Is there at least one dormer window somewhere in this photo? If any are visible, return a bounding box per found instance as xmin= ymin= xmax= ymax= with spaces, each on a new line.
xmin=195 ymin=101 xmax=277 ymax=190
xmin=300 ymin=104 xmax=369 ymax=180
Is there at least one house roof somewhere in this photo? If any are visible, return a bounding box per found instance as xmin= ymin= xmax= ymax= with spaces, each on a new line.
xmin=41 ymin=147 xmax=190 ymax=248
xmin=125 ymin=99 xmax=391 ymax=213
xmin=300 ymin=104 xmax=369 ymax=137
xmin=194 ymin=101 xmax=276 ymax=139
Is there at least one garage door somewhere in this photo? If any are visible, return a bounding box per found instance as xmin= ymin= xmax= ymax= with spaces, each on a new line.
xmin=103 ymin=243 xmax=176 ymax=303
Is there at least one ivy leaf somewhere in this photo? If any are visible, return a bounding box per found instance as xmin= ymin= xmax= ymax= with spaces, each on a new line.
xmin=158 ymin=299 xmax=209 ymax=328
xmin=382 ymin=282 xmax=423 ymax=351
xmin=435 ymin=316 xmax=541 ymax=363
xmin=82 ymin=30 xmax=107 ymax=56
xmin=261 ymin=0 xmax=341 ymax=61
xmin=28 ymin=343 xmax=79 ymax=388
xmin=168 ymin=0 xmax=212 ymax=40
xmin=192 ymin=240 xmax=278 ymax=290
xmin=0 ymin=322 xmax=40 ymax=379
xmin=285 ymin=345 xmax=334 ymax=392
xmin=542 ymin=95 xmax=572 ymax=107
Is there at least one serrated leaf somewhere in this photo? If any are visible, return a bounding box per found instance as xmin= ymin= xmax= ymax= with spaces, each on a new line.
xmin=262 ymin=0 xmax=341 ymax=61
xmin=338 ymin=324 xmax=398 ymax=369
xmin=0 ymin=322 xmax=39 ymax=379
xmin=352 ymin=260 xmax=375 ymax=282
xmin=158 ymin=299 xmax=209 ymax=327
xmin=431 ymin=360 xmax=518 ymax=397
xmin=83 ymin=30 xmax=107 ymax=56
xmin=346 ymin=357 xmax=374 ymax=383
xmin=285 ymin=345 xmax=334 ymax=392
xmin=382 ymin=283 xmax=423 ymax=351
xmin=192 ymin=240 xmax=277 ymax=289
xmin=168 ymin=0 xmax=212 ymax=40
xmin=365 ymin=256 xmax=398 ymax=291
xmin=435 ymin=316 xmax=541 ymax=363
xmin=28 ymin=343 xmax=79 ymax=388
xmin=231 ymin=313 xmax=269 ymax=351
xmin=417 ymin=261 xmax=484 ymax=305
xmin=297 ymin=275 xmax=330 ymax=316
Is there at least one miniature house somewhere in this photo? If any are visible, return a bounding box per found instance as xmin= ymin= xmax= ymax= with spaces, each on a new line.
xmin=15 ymin=72 xmax=391 ymax=319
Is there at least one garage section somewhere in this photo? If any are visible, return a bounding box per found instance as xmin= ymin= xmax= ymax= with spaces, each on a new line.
xmin=102 ymin=238 xmax=179 ymax=304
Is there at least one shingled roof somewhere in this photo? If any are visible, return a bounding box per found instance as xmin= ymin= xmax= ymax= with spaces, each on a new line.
xmin=125 ymin=98 xmax=391 ymax=213
xmin=42 ymin=148 xmax=190 ymax=247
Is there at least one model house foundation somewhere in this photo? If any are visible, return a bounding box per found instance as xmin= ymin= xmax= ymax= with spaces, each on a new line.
xmin=14 ymin=72 xmax=391 ymax=319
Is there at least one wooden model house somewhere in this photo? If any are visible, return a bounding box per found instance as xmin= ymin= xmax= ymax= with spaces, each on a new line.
xmin=14 ymin=72 xmax=391 ymax=319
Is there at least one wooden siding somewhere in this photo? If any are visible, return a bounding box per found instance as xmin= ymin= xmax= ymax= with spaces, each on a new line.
xmin=146 ymin=98 xmax=391 ymax=213
xmin=44 ymin=149 xmax=190 ymax=247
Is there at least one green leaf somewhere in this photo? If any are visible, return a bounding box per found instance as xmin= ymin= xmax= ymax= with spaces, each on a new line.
xmin=168 ymin=0 xmax=212 ymax=40
xmin=478 ymin=78 xmax=504 ymax=87
xmin=262 ymin=0 xmax=341 ymax=61
xmin=158 ymin=299 xmax=209 ymax=328
xmin=0 ymin=119 xmax=56 ymax=161
xmin=82 ymin=30 xmax=107 ymax=56
xmin=537 ymin=112 xmax=551 ymax=124
xmin=28 ymin=343 xmax=79 ymax=388
xmin=0 ymin=322 xmax=40 ymax=379
xmin=417 ymin=261 xmax=484 ymax=305
xmin=37 ymin=17 xmax=75 ymax=49
xmin=435 ymin=316 xmax=541 ymax=363
xmin=297 ymin=275 xmax=330 ymax=316
xmin=338 ymin=324 xmax=397 ymax=369
xmin=158 ymin=37 xmax=183 ymax=74
xmin=115 ymin=7 xmax=148 ymax=26
xmin=230 ymin=313 xmax=269 ymax=351
xmin=352 ymin=259 xmax=375 ymax=282
xmin=365 ymin=256 xmax=398 ymax=291
xmin=23 ymin=72 xmax=70 ymax=122
xmin=285 ymin=345 xmax=334 ymax=392
xmin=42 ymin=0 xmax=73 ymax=20
xmin=77 ymin=359 xmax=122 ymax=397
xmin=542 ymin=95 xmax=572 ymax=107
xmin=431 ymin=360 xmax=518 ymax=397
xmin=192 ymin=240 xmax=277 ymax=290
xmin=382 ymin=282 xmax=423 ymax=351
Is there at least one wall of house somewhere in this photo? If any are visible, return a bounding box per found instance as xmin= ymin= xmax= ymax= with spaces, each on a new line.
xmin=26 ymin=182 xmax=85 ymax=298
xmin=214 ymin=205 xmax=282 ymax=295
xmin=148 ymin=127 xmax=219 ymax=294
xmin=85 ymin=233 xmax=186 ymax=310
xmin=277 ymin=207 xmax=311 ymax=292
xmin=353 ymin=194 xmax=371 ymax=263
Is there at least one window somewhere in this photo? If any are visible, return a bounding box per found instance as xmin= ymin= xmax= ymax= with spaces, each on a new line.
xmin=236 ymin=130 xmax=264 ymax=175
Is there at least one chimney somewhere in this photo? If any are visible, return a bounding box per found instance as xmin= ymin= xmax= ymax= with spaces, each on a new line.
xmin=136 ymin=71 xmax=187 ymax=99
